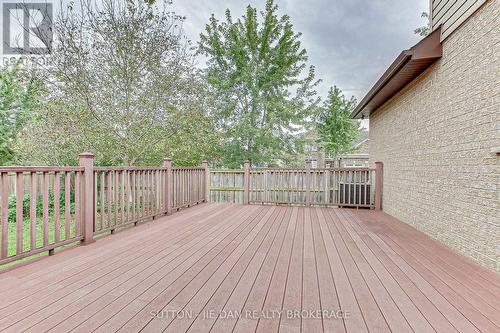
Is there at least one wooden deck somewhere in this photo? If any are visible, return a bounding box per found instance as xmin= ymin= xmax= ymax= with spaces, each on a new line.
xmin=0 ymin=203 xmax=498 ymax=333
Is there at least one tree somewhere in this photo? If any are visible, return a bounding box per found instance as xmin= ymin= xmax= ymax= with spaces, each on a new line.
xmin=199 ymin=0 xmax=320 ymax=167
xmin=316 ymin=86 xmax=359 ymax=159
xmin=0 ymin=62 xmax=40 ymax=165
xmin=414 ymin=12 xmax=431 ymax=37
xmin=16 ymin=0 xmax=217 ymax=166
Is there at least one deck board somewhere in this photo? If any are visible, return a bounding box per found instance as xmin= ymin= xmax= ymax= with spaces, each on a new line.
xmin=355 ymin=210 xmax=498 ymax=332
xmin=0 ymin=203 xmax=498 ymax=333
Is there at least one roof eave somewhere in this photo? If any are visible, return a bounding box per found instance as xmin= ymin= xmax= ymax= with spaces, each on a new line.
xmin=351 ymin=27 xmax=442 ymax=119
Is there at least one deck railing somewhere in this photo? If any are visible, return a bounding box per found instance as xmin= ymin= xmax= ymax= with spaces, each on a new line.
xmin=209 ymin=160 xmax=383 ymax=209
xmin=0 ymin=167 xmax=85 ymax=264
xmin=0 ymin=154 xmax=382 ymax=265
xmin=0 ymin=153 xmax=208 ymax=265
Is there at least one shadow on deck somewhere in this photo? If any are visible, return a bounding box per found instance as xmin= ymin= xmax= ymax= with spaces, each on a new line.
xmin=0 ymin=203 xmax=498 ymax=333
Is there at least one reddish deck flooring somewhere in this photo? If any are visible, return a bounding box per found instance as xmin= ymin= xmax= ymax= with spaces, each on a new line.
xmin=0 ymin=203 xmax=499 ymax=333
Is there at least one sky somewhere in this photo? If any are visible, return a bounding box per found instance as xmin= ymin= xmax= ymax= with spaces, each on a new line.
xmin=1 ymin=0 xmax=429 ymax=102
xmin=171 ymin=0 xmax=429 ymax=101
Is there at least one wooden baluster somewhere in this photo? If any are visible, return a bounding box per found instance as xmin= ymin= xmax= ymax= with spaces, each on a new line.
xmin=353 ymin=170 xmax=356 ymax=206
xmin=141 ymin=171 xmax=146 ymax=217
xmin=42 ymin=171 xmax=49 ymax=246
xmin=153 ymin=170 xmax=158 ymax=214
xmin=137 ymin=171 xmax=141 ymax=218
xmin=182 ymin=170 xmax=185 ymax=207
xmin=135 ymin=171 xmax=140 ymax=219
xmin=194 ymin=169 xmax=197 ymax=203
xmin=358 ymin=170 xmax=362 ymax=206
xmin=160 ymin=169 xmax=164 ymax=211
xmin=343 ymin=171 xmax=347 ymax=205
xmin=148 ymin=170 xmax=152 ymax=214
xmin=190 ymin=170 xmax=193 ymax=206
xmin=333 ymin=170 xmax=337 ymax=205
xmin=185 ymin=170 xmax=188 ymax=206
xmin=74 ymin=171 xmax=81 ymax=237
xmin=153 ymin=170 xmax=156 ymax=212
xmin=131 ymin=171 xmax=136 ymax=220
xmin=177 ymin=169 xmax=180 ymax=208
xmin=144 ymin=171 xmax=149 ymax=215
xmin=30 ymin=172 xmax=37 ymax=249
xmin=325 ymin=169 xmax=330 ymax=205
xmin=348 ymin=170 xmax=351 ymax=206
xmin=93 ymin=171 xmax=98 ymax=231
xmin=122 ymin=170 xmax=129 ymax=222
xmin=120 ymin=170 xmax=125 ymax=223
xmin=198 ymin=169 xmax=201 ymax=203
xmin=305 ymin=160 xmax=312 ymax=207
xmin=155 ymin=170 xmax=159 ymax=213
xmin=1 ymin=172 xmax=8 ymax=258
xmin=243 ymin=161 xmax=250 ymax=205
xmin=187 ymin=170 xmax=191 ymax=206
xmin=278 ymin=171 xmax=282 ymax=203
xmin=178 ymin=170 xmax=182 ymax=207
xmin=54 ymin=171 xmax=61 ymax=245
xmin=107 ymin=171 xmax=112 ymax=228
xmin=65 ymin=172 xmax=71 ymax=240
xmin=182 ymin=170 xmax=186 ymax=206
xmin=366 ymin=170 xmax=369 ymax=205
xmin=15 ymin=172 xmax=24 ymax=255
xmin=114 ymin=170 xmax=119 ymax=225
xmin=99 ymin=172 xmax=105 ymax=231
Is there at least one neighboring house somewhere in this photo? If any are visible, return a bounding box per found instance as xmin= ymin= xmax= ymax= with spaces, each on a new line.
xmin=325 ymin=131 xmax=369 ymax=168
xmin=351 ymin=0 xmax=499 ymax=272
xmin=303 ymin=130 xmax=369 ymax=168
xmin=302 ymin=130 xmax=323 ymax=168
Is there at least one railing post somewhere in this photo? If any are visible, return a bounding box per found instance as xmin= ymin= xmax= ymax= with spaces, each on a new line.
xmin=78 ymin=152 xmax=95 ymax=245
xmin=305 ymin=159 xmax=312 ymax=207
xmin=163 ymin=157 xmax=173 ymax=215
xmin=243 ymin=160 xmax=250 ymax=205
xmin=374 ymin=161 xmax=383 ymax=210
xmin=202 ymin=160 xmax=210 ymax=203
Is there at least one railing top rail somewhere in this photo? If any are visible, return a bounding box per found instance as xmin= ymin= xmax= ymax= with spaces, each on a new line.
xmin=250 ymin=167 xmax=375 ymax=172
xmin=172 ymin=167 xmax=205 ymax=171
xmin=315 ymin=167 xmax=374 ymax=172
xmin=0 ymin=165 xmax=209 ymax=173
xmin=94 ymin=166 xmax=166 ymax=171
xmin=210 ymin=169 xmax=245 ymax=173
xmin=0 ymin=166 xmax=85 ymax=173
xmin=251 ymin=168 xmax=306 ymax=171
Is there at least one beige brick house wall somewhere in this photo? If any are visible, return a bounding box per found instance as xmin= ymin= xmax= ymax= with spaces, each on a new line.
xmin=369 ymin=0 xmax=499 ymax=272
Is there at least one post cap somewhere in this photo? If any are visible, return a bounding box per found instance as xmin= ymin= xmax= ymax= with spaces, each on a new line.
xmin=163 ymin=157 xmax=172 ymax=161
xmin=78 ymin=152 xmax=94 ymax=158
xmin=202 ymin=160 xmax=208 ymax=164
xmin=244 ymin=160 xmax=251 ymax=164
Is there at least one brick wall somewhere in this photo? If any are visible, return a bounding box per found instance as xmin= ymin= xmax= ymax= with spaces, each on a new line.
xmin=369 ymin=0 xmax=499 ymax=272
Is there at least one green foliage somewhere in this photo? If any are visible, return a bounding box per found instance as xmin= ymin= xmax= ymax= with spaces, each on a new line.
xmin=0 ymin=62 xmax=40 ymax=165
xmin=415 ymin=12 xmax=430 ymax=37
xmin=199 ymin=0 xmax=319 ymax=167
xmin=316 ymin=86 xmax=359 ymax=158
xmin=14 ymin=0 xmax=218 ymax=167
xmin=6 ymin=189 xmax=75 ymax=223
